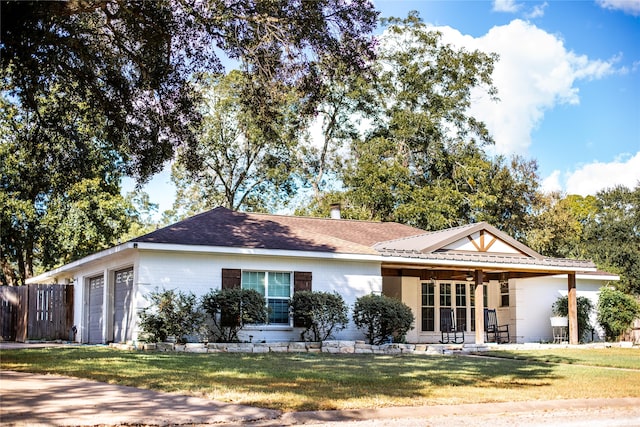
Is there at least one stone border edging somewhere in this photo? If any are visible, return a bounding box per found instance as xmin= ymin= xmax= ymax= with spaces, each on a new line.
xmin=109 ymin=340 xmax=491 ymax=355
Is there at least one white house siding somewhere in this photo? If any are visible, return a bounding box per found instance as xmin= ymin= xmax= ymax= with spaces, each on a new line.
xmin=135 ymin=250 xmax=383 ymax=343
xmin=512 ymin=275 xmax=608 ymax=343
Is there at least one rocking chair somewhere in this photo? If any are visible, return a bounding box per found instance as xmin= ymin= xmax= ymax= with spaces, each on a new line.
xmin=440 ymin=307 xmax=464 ymax=344
xmin=484 ymin=308 xmax=510 ymax=343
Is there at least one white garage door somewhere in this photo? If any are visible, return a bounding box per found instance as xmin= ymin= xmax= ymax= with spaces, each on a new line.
xmin=113 ymin=268 xmax=134 ymax=343
xmin=88 ymin=275 xmax=104 ymax=344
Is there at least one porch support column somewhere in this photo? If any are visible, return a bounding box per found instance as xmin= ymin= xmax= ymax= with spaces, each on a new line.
xmin=568 ymin=272 xmax=578 ymax=345
xmin=474 ymin=270 xmax=485 ymax=345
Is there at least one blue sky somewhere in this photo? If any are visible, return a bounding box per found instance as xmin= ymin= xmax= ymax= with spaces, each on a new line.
xmin=126 ymin=0 xmax=639 ymax=214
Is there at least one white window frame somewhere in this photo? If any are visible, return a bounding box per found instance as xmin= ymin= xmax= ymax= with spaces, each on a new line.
xmin=241 ymin=270 xmax=293 ymax=327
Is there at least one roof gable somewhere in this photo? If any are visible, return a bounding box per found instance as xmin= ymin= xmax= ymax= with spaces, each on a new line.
xmin=374 ymin=222 xmax=543 ymax=259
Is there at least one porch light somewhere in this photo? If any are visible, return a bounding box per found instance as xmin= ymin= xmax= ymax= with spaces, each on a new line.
xmin=465 ymin=272 xmax=474 ymax=282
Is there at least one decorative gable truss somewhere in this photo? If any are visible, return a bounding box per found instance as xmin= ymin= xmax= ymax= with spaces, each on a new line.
xmin=443 ymin=230 xmax=529 ymax=256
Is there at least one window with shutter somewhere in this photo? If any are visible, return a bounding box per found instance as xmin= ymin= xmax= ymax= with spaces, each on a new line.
xmin=221 ymin=269 xmax=312 ymax=326
xmin=293 ymin=272 xmax=312 ymax=327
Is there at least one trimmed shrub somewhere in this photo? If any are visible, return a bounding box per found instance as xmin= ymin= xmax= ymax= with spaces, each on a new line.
xmin=597 ymin=287 xmax=640 ymax=341
xmin=352 ymin=294 xmax=414 ymax=345
xmin=552 ymin=295 xmax=594 ymax=342
xmin=201 ymin=288 xmax=267 ymax=342
xmin=138 ymin=288 xmax=204 ymax=344
xmin=291 ymin=291 xmax=349 ymax=341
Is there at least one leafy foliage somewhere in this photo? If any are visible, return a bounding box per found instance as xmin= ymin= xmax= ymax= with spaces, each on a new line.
xmin=582 ymin=185 xmax=640 ymax=294
xmin=0 ymin=81 xmax=131 ymax=285
xmin=596 ymin=287 xmax=640 ymax=341
xmin=551 ymin=295 xmax=594 ymax=342
xmin=138 ymin=288 xmax=204 ymax=344
xmin=291 ymin=291 xmax=349 ymax=341
xmin=200 ymin=288 xmax=268 ymax=343
xmin=352 ymin=294 xmax=414 ymax=345
xmin=526 ymin=193 xmax=598 ymax=259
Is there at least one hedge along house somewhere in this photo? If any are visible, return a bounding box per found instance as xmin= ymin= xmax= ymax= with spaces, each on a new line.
xmin=27 ymin=206 xmax=606 ymax=345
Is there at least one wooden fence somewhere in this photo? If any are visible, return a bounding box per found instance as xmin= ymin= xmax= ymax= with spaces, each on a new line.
xmin=0 ymin=284 xmax=73 ymax=342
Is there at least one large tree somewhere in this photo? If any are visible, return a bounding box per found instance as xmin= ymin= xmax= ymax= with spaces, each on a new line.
xmin=526 ymin=193 xmax=598 ymax=259
xmin=0 ymin=83 xmax=130 ymax=285
xmin=525 ymin=186 xmax=640 ymax=294
xmin=582 ymin=185 xmax=640 ymax=294
xmin=340 ymin=13 xmax=508 ymax=230
xmin=1 ymin=0 xmax=378 ymax=284
xmin=297 ymin=13 xmax=541 ymax=237
xmin=169 ymin=71 xmax=299 ymax=214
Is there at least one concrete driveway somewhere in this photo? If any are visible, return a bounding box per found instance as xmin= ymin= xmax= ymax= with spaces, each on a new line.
xmin=0 ymin=370 xmax=280 ymax=426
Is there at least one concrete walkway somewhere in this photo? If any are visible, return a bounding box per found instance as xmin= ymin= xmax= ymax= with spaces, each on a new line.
xmin=2 ymin=370 xmax=640 ymax=426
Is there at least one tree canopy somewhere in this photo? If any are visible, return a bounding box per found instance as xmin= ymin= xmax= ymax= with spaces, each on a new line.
xmin=0 ymin=0 xmax=378 ymax=284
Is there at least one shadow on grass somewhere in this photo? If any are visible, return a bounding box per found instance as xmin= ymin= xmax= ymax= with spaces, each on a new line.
xmin=0 ymin=347 xmax=561 ymax=411
xmin=480 ymin=351 xmax=582 ymax=365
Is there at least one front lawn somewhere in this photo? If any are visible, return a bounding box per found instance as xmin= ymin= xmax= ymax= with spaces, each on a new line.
xmin=483 ymin=347 xmax=640 ymax=370
xmin=1 ymin=347 xmax=639 ymax=411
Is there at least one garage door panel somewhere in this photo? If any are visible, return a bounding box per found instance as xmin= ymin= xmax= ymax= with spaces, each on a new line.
xmin=113 ymin=268 xmax=134 ymax=343
xmin=88 ymin=275 xmax=104 ymax=344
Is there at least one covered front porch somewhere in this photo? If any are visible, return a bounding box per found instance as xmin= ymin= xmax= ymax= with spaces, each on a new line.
xmin=382 ymin=266 xmax=583 ymax=344
xmin=374 ymin=223 xmax=595 ymax=345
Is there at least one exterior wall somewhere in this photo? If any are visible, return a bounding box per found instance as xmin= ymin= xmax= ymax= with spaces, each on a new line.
xmin=512 ymin=275 xmax=607 ymax=343
xmin=135 ymin=250 xmax=382 ymax=343
xmin=485 ymin=280 xmax=516 ymax=343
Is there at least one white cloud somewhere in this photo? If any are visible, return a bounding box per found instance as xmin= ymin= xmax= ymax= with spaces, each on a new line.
xmin=543 ymin=152 xmax=640 ymax=196
xmin=597 ymin=0 xmax=640 ymax=16
xmin=525 ymin=2 xmax=548 ymax=18
xmin=493 ymin=0 xmax=521 ymax=13
xmin=430 ymin=20 xmax=617 ymax=156
xmin=541 ymin=170 xmax=562 ymax=193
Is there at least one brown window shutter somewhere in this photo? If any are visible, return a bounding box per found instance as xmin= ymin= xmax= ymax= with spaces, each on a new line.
xmin=221 ymin=269 xmax=241 ymax=289
xmin=293 ymin=272 xmax=312 ymax=328
xmin=294 ymin=271 xmax=312 ymax=292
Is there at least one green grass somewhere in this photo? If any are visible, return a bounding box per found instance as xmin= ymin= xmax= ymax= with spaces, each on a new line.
xmin=483 ymin=347 xmax=640 ymax=370
xmin=1 ymin=347 xmax=639 ymax=411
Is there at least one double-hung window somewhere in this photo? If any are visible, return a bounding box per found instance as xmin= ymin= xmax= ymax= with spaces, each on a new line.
xmin=421 ymin=282 xmax=435 ymax=331
xmin=242 ymin=271 xmax=291 ymax=325
xmin=455 ymin=283 xmax=467 ymax=332
xmin=500 ymin=280 xmax=510 ymax=307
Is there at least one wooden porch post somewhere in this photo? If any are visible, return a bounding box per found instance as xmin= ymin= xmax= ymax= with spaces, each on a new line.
xmin=474 ymin=270 xmax=485 ymax=345
xmin=568 ymin=272 xmax=578 ymax=345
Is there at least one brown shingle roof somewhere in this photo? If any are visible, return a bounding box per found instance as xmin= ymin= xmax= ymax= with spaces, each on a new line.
xmin=132 ymin=207 xmax=596 ymax=270
xmin=132 ymin=207 xmax=426 ymax=255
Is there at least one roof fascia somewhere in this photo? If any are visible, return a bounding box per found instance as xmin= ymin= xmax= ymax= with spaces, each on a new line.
xmin=132 ymin=242 xmax=383 ymax=262
xmin=549 ymin=273 xmax=620 ymax=281
xmin=26 ymin=243 xmax=137 ymax=284
xmin=379 ymin=255 xmax=596 ymax=274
